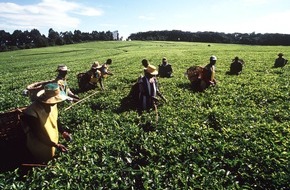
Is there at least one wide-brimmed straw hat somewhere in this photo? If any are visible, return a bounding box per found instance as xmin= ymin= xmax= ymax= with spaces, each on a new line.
xmin=37 ymin=83 xmax=69 ymax=104
xmin=144 ymin=64 xmax=158 ymax=75
xmin=56 ymin=65 xmax=69 ymax=72
xmin=91 ymin=61 xmax=102 ymax=69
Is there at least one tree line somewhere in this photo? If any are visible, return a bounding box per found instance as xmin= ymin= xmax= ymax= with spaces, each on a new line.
xmin=2 ymin=29 xmax=290 ymax=52
xmin=0 ymin=28 xmax=116 ymax=52
xmin=128 ymin=30 xmax=290 ymax=46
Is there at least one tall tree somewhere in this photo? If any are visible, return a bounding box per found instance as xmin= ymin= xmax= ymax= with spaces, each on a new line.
xmin=11 ymin=30 xmax=23 ymax=46
xmin=48 ymin=28 xmax=60 ymax=45
xmin=34 ymin=35 xmax=49 ymax=47
xmin=0 ymin=30 xmax=11 ymax=51
xmin=0 ymin=30 xmax=10 ymax=44
xmin=30 ymin=29 xmax=42 ymax=40
xmin=73 ymin=30 xmax=82 ymax=42
xmin=61 ymin=31 xmax=74 ymax=44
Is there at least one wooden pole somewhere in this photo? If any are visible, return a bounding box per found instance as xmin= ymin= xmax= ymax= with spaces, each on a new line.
xmin=154 ymin=103 xmax=158 ymax=127
xmin=64 ymin=91 xmax=99 ymax=111
xmin=21 ymin=163 xmax=48 ymax=167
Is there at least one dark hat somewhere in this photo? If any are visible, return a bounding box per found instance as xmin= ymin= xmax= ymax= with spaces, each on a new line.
xmin=278 ymin=53 xmax=283 ymax=56
xmin=142 ymin=59 xmax=149 ymax=67
xmin=106 ymin=59 xmax=112 ymax=64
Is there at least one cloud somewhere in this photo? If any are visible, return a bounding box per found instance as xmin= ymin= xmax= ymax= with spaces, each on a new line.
xmin=241 ymin=0 xmax=273 ymax=5
xmin=246 ymin=11 xmax=290 ymax=33
xmin=0 ymin=0 xmax=103 ymax=33
xmin=202 ymin=9 xmax=290 ymax=34
xmin=76 ymin=7 xmax=103 ymax=17
xmin=138 ymin=15 xmax=155 ymax=21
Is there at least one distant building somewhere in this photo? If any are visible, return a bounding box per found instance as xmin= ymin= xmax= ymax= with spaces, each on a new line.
xmin=113 ymin=31 xmax=119 ymax=40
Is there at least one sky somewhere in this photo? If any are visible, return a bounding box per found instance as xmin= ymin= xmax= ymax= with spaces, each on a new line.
xmin=1 ymin=0 xmax=290 ymax=39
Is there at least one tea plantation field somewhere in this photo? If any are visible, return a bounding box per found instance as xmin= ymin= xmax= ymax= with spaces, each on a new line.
xmin=0 ymin=41 xmax=289 ymax=189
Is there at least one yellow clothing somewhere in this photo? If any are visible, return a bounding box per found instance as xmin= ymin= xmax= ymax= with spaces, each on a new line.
xmin=56 ymin=79 xmax=68 ymax=95
xmin=90 ymin=77 xmax=99 ymax=83
xmin=89 ymin=70 xmax=101 ymax=84
xmin=23 ymin=102 xmax=59 ymax=163
xmin=211 ymin=68 xmax=215 ymax=82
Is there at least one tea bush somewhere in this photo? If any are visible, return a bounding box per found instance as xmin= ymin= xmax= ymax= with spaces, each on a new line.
xmin=0 ymin=41 xmax=289 ymax=189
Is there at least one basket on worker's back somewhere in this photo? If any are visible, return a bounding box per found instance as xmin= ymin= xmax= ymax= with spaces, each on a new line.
xmin=26 ymin=80 xmax=55 ymax=101
xmin=77 ymin=72 xmax=91 ymax=90
xmin=77 ymin=73 xmax=86 ymax=86
xmin=0 ymin=107 xmax=26 ymax=143
xmin=185 ymin=66 xmax=209 ymax=92
xmin=0 ymin=107 xmax=28 ymax=171
xmin=186 ymin=66 xmax=205 ymax=83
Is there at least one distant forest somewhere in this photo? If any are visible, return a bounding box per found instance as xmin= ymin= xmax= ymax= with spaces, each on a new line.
xmin=0 ymin=28 xmax=116 ymax=52
xmin=128 ymin=30 xmax=290 ymax=46
xmin=1 ymin=28 xmax=290 ymax=52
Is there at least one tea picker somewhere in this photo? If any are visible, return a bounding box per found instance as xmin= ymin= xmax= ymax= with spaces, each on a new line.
xmin=136 ymin=64 xmax=167 ymax=131
xmin=1 ymin=83 xmax=72 ymax=171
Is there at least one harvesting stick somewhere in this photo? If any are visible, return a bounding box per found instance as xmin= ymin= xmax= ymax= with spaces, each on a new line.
xmin=154 ymin=103 xmax=159 ymax=127
xmin=64 ymin=91 xmax=99 ymax=111
xmin=21 ymin=163 xmax=48 ymax=167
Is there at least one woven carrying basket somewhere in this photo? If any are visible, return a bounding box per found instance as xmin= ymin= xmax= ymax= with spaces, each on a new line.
xmin=0 ymin=107 xmax=29 ymax=171
xmin=186 ymin=66 xmax=204 ymax=83
xmin=26 ymin=80 xmax=55 ymax=101
xmin=0 ymin=107 xmax=26 ymax=142
xmin=77 ymin=73 xmax=86 ymax=83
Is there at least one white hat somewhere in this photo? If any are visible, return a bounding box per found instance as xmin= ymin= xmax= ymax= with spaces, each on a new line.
xmin=91 ymin=61 xmax=102 ymax=69
xmin=210 ymin=55 xmax=217 ymax=61
xmin=56 ymin=65 xmax=69 ymax=71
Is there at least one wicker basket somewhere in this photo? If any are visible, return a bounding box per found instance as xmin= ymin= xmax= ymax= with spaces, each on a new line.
xmin=26 ymin=80 xmax=55 ymax=101
xmin=77 ymin=72 xmax=92 ymax=90
xmin=77 ymin=73 xmax=86 ymax=83
xmin=186 ymin=66 xmax=210 ymax=92
xmin=0 ymin=107 xmax=26 ymax=143
xmin=0 ymin=107 xmax=29 ymax=171
xmin=186 ymin=66 xmax=204 ymax=83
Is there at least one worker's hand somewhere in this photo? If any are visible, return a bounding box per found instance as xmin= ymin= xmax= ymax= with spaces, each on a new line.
xmin=56 ymin=144 xmax=68 ymax=153
xmin=72 ymin=98 xmax=79 ymax=103
xmin=62 ymin=131 xmax=72 ymax=142
xmin=151 ymin=96 xmax=159 ymax=102
xmin=210 ymin=81 xmax=216 ymax=86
